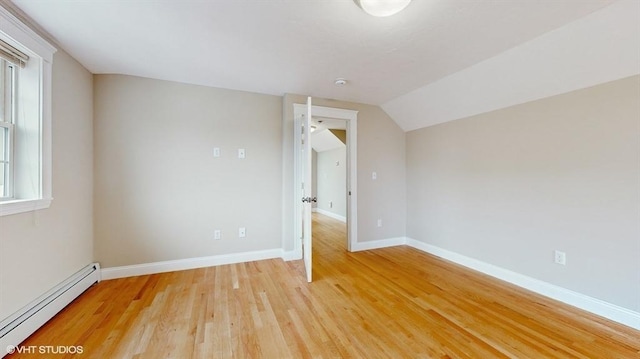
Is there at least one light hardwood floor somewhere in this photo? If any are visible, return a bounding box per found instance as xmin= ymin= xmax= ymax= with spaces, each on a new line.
xmin=8 ymin=213 xmax=640 ymax=358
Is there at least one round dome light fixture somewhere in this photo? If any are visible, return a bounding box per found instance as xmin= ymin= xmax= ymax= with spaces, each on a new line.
xmin=354 ymin=0 xmax=412 ymax=17
xmin=334 ymin=78 xmax=348 ymax=86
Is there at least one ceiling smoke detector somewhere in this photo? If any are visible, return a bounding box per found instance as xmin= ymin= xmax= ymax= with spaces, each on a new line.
xmin=334 ymin=78 xmax=348 ymax=86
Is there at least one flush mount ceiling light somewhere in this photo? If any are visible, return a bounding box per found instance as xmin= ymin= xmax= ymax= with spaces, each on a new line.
xmin=334 ymin=78 xmax=348 ymax=86
xmin=354 ymin=0 xmax=412 ymax=17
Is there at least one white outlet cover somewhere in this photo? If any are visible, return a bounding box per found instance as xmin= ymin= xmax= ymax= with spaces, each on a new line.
xmin=239 ymin=227 xmax=246 ymax=237
xmin=213 ymin=147 xmax=220 ymax=157
xmin=238 ymin=148 xmax=245 ymax=159
xmin=372 ymin=172 xmax=377 ymax=180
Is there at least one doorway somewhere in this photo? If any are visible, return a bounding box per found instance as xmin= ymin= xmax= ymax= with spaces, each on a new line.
xmin=293 ymin=102 xmax=358 ymax=282
xmin=311 ymin=116 xmax=347 ymax=231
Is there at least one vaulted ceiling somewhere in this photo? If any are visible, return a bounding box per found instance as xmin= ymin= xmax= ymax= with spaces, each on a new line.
xmin=9 ymin=0 xmax=640 ymax=131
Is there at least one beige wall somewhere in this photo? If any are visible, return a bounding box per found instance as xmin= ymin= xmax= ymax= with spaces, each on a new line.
xmin=93 ymin=75 xmax=283 ymax=267
xmin=0 ymin=50 xmax=94 ymax=319
xmin=282 ymin=94 xmax=406 ymax=252
xmin=317 ymin=147 xmax=347 ymax=218
xmin=406 ymin=75 xmax=640 ymax=311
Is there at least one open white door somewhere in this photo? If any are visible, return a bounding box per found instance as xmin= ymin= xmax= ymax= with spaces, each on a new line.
xmin=294 ymin=99 xmax=358 ymax=281
xmin=293 ymin=104 xmax=358 ymax=255
xmin=294 ymin=97 xmax=314 ymax=282
xmin=301 ymin=97 xmax=313 ymax=282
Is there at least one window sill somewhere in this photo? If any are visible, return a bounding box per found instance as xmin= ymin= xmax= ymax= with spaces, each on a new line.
xmin=0 ymin=198 xmax=52 ymax=217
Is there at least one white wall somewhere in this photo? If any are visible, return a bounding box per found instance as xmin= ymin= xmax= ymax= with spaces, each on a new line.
xmin=0 ymin=49 xmax=94 ymax=319
xmin=312 ymin=149 xmax=317 ymax=210
xmin=406 ymin=75 xmax=640 ymax=312
xmin=316 ymin=147 xmax=346 ymax=219
xmin=93 ymin=75 xmax=283 ymax=267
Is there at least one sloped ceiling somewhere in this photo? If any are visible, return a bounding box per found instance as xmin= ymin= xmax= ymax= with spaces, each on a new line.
xmin=311 ymin=129 xmax=345 ymax=153
xmin=383 ymin=0 xmax=640 ymax=131
xmin=7 ymin=0 xmax=638 ymax=131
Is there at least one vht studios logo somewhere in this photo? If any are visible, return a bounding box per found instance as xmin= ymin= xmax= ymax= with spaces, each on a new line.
xmin=6 ymin=345 xmax=84 ymax=355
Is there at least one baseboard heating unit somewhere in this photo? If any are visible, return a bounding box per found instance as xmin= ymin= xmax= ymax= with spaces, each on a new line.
xmin=0 ymin=263 xmax=101 ymax=357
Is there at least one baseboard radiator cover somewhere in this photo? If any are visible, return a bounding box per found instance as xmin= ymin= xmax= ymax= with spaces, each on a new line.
xmin=0 ymin=263 xmax=101 ymax=356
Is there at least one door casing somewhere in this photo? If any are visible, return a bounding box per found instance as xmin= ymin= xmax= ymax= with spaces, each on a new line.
xmin=293 ymin=103 xmax=358 ymax=256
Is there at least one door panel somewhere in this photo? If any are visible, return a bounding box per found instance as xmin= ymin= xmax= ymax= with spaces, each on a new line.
xmin=302 ymin=97 xmax=313 ymax=282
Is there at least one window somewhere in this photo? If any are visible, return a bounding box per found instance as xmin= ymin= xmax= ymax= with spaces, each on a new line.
xmin=1 ymin=58 xmax=15 ymax=199
xmin=0 ymin=7 xmax=56 ymax=216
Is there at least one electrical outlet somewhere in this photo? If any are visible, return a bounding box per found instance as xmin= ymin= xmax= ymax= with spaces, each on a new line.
xmin=238 ymin=148 xmax=245 ymax=159
xmin=239 ymin=227 xmax=246 ymax=238
xmin=329 ymin=201 xmax=333 ymax=208
xmin=372 ymin=171 xmax=377 ymax=180
xmin=214 ymin=230 xmax=221 ymax=240
xmin=554 ymin=250 xmax=566 ymax=265
xmin=213 ymin=147 xmax=220 ymax=157
xmin=377 ymin=219 xmax=382 ymax=227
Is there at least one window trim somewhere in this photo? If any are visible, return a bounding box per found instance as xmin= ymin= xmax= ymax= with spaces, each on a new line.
xmin=1 ymin=59 xmax=16 ymax=200
xmin=0 ymin=121 xmax=15 ymax=199
xmin=0 ymin=6 xmax=56 ymax=217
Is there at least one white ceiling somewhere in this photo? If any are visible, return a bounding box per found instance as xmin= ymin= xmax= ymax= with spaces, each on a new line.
xmin=383 ymin=0 xmax=640 ymax=131
xmin=311 ymin=129 xmax=345 ymax=153
xmin=9 ymin=0 xmax=636 ymax=131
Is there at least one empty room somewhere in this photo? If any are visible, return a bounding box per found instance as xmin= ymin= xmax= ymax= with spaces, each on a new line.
xmin=1 ymin=0 xmax=639 ymax=358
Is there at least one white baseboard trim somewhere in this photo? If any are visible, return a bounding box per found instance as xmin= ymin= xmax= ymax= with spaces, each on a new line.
xmin=100 ymin=237 xmax=640 ymax=330
xmin=101 ymin=249 xmax=283 ymax=280
xmin=315 ymin=208 xmax=346 ymax=223
xmin=405 ymin=238 xmax=640 ymax=330
xmin=351 ymin=237 xmax=406 ymax=252
xmin=281 ymin=248 xmax=302 ymax=261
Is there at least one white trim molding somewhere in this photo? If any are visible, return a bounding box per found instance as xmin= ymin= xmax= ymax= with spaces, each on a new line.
xmin=281 ymin=249 xmax=302 ymax=262
xmin=101 ymin=249 xmax=283 ymax=280
xmin=100 ymin=237 xmax=640 ymax=330
xmin=0 ymin=198 xmax=52 ymax=216
xmin=405 ymin=238 xmax=640 ymax=330
xmin=351 ymin=237 xmax=406 ymax=252
xmin=315 ymin=208 xmax=346 ymax=223
xmin=292 ymin=103 xmax=358 ymax=252
xmin=0 ymin=6 xmax=56 ymax=217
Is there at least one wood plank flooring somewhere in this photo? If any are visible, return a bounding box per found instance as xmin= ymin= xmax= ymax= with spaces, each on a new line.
xmin=8 ymin=213 xmax=640 ymax=358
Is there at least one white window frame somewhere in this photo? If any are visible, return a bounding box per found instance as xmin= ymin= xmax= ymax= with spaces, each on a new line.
xmin=1 ymin=59 xmax=16 ymax=200
xmin=0 ymin=6 xmax=56 ymax=216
